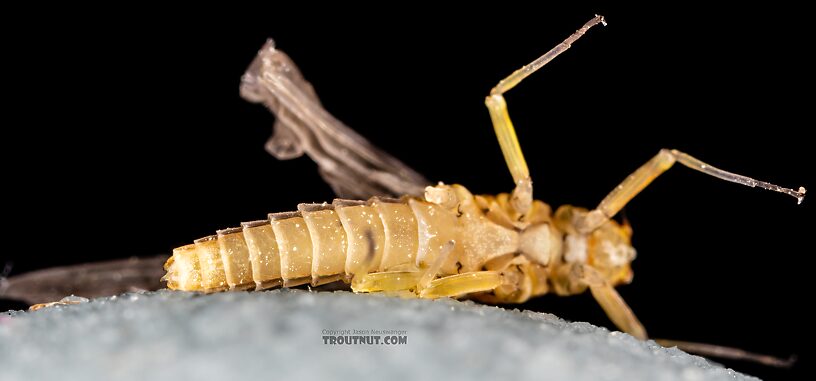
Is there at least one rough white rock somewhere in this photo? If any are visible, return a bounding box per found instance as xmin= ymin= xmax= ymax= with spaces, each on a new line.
xmin=0 ymin=289 xmax=757 ymax=381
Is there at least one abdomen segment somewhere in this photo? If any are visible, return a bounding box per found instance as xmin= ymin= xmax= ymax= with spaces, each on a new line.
xmin=163 ymin=196 xmax=458 ymax=292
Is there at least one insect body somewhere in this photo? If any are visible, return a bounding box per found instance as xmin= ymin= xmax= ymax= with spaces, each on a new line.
xmin=164 ymin=180 xmax=629 ymax=297
xmin=163 ymin=15 xmax=805 ymax=350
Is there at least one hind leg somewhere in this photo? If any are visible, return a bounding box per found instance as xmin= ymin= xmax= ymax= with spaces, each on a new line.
xmin=576 ymin=264 xmax=647 ymax=339
xmin=352 ymin=240 xmax=504 ymax=299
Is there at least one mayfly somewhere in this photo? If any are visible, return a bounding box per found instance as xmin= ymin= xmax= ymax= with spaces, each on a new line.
xmin=163 ymin=15 xmax=804 ymax=366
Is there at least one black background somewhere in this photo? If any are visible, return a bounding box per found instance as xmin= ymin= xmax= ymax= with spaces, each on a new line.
xmin=3 ymin=3 xmax=813 ymax=380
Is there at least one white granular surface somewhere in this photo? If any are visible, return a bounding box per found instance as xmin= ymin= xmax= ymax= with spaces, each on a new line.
xmin=0 ymin=289 xmax=757 ymax=381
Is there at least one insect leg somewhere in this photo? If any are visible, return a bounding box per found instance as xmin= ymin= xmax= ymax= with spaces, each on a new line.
xmin=350 ymin=240 xmax=452 ymax=294
xmin=413 ymin=240 xmax=503 ymax=298
xmin=350 ymin=230 xmax=420 ymax=294
xmin=575 ymin=149 xmax=807 ymax=233
xmin=418 ymin=271 xmax=503 ymax=299
xmin=351 ymin=270 xmax=422 ymax=293
xmin=486 ymin=15 xmax=606 ymax=214
xmin=576 ymin=264 xmax=648 ymax=340
xmin=352 ymin=240 xmax=497 ymax=298
xmin=576 ymin=264 xmax=797 ymax=367
xmin=417 ymin=240 xmax=456 ymax=291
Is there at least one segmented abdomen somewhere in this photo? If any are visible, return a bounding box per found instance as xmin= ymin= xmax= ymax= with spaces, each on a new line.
xmin=163 ymin=196 xmax=460 ymax=292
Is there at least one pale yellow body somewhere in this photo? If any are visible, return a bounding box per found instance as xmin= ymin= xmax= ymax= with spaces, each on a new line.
xmin=163 ymin=184 xmax=594 ymax=304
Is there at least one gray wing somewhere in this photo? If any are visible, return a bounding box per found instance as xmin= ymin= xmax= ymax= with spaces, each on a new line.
xmin=0 ymin=41 xmax=432 ymax=308
xmin=0 ymin=256 xmax=167 ymax=305
xmin=240 ymin=39 xmax=430 ymax=199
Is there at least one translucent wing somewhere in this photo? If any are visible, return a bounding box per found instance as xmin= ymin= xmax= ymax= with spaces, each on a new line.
xmin=0 ymin=256 xmax=167 ymax=305
xmin=240 ymin=40 xmax=430 ymax=199
xmin=0 ymin=41 xmax=432 ymax=308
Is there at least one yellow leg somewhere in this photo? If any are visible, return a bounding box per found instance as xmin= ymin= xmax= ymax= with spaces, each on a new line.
xmin=576 ymin=149 xmax=807 ymax=233
xmin=419 ymin=271 xmax=503 ymax=299
xmin=352 ymin=240 xmax=503 ymax=298
xmin=485 ymin=94 xmax=530 ymax=187
xmin=417 ymin=240 xmax=455 ymax=291
xmin=351 ymin=240 xmax=455 ymax=295
xmin=577 ymin=264 xmax=795 ymax=367
xmin=577 ymin=264 xmax=647 ymax=340
xmin=485 ymin=15 xmax=606 ymax=214
xmin=351 ymin=271 xmax=422 ymax=293
xmin=351 ymin=269 xmax=503 ymax=300
xmin=413 ymin=236 xmax=506 ymax=301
